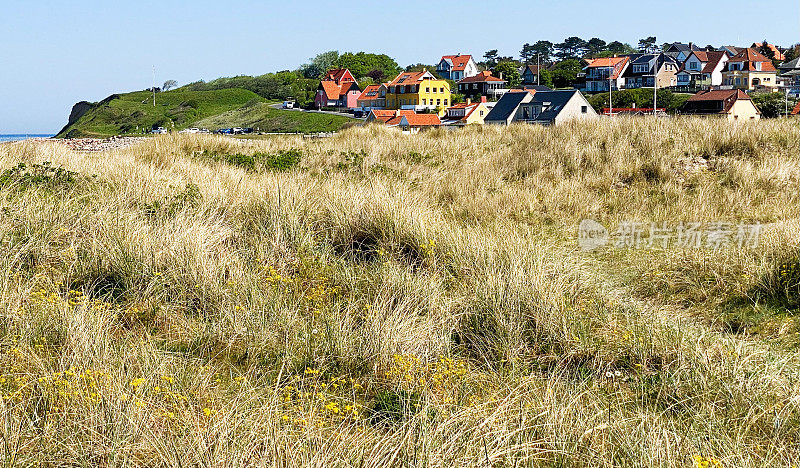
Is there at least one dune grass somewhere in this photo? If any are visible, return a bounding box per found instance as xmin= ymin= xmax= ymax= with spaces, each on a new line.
xmin=0 ymin=118 xmax=798 ymax=466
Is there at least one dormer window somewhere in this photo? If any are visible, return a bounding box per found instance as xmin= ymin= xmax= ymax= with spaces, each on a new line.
xmin=754 ymin=62 xmax=762 ymax=71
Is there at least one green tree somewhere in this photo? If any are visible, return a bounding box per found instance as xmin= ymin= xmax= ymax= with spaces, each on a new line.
xmin=555 ymin=37 xmax=588 ymax=60
xmin=483 ymin=50 xmax=500 ymax=68
xmin=608 ymin=41 xmax=636 ymax=55
xmin=162 ymin=80 xmax=177 ymax=91
xmin=638 ymin=37 xmax=658 ymax=54
xmin=336 ymin=52 xmax=401 ymax=81
xmin=751 ymin=92 xmax=796 ymax=118
xmin=520 ymin=43 xmax=536 ymax=65
xmin=586 ymin=38 xmax=607 ymax=56
xmin=531 ymin=41 xmax=555 ymax=64
xmin=550 ymin=60 xmax=584 ymax=88
xmin=493 ymin=61 xmax=521 ymax=88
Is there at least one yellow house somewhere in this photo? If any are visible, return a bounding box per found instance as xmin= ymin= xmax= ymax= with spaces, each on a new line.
xmin=442 ymin=100 xmax=491 ymax=126
xmin=385 ymin=70 xmax=451 ymax=116
xmin=722 ymin=48 xmax=778 ymax=91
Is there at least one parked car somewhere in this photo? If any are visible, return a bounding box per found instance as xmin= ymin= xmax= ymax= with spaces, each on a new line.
xmin=151 ymin=127 xmax=168 ymax=134
xmin=179 ymin=128 xmax=200 ymax=134
xmin=215 ymin=128 xmax=233 ymax=134
xmin=232 ymin=127 xmax=245 ymax=134
xmin=241 ymin=127 xmax=254 ymax=134
xmin=283 ymin=100 xmax=295 ymax=109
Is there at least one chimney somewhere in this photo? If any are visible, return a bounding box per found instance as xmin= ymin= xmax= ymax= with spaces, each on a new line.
xmin=499 ymin=72 xmax=503 ymax=80
xmin=481 ymin=96 xmax=487 ymax=103
xmin=466 ymin=98 xmax=471 ymax=105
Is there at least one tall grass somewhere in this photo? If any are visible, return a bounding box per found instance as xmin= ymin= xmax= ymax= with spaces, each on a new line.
xmin=0 ymin=118 xmax=798 ymax=466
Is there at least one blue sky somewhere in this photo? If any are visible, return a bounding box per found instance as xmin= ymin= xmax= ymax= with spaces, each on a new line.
xmin=1 ymin=0 xmax=797 ymax=133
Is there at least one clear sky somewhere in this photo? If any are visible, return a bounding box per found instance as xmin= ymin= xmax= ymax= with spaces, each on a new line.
xmin=1 ymin=0 xmax=797 ymax=133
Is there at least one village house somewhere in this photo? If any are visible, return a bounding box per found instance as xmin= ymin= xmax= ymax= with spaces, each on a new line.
xmin=441 ymin=100 xmax=491 ymax=126
xmin=622 ymin=53 xmax=679 ymax=89
xmin=680 ymin=89 xmax=761 ymax=120
xmin=385 ymin=70 xmax=451 ymax=115
xmin=314 ymin=68 xmax=361 ymax=109
xmin=722 ymin=48 xmax=778 ymax=91
xmin=436 ymin=54 xmax=479 ymax=81
xmin=394 ymin=113 xmax=441 ymax=133
xmin=356 ymin=84 xmax=387 ymax=111
xmin=484 ymin=89 xmax=598 ymax=126
xmin=583 ymin=56 xmax=630 ymax=92
xmin=365 ymin=109 xmax=415 ymax=124
xmin=676 ymin=51 xmax=729 ymax=90
xmin=752 ymin=42 xmax=785 ymax=61
xmin=718 ymin=45 xmax=743 ymax=57
xmin=457 ymin=71 xmax=508 ymax=101
xmin=664 ymin=42 xmax=702 ymax=63
xmin=522 ymin=65 xmax=544 ymax=85
xmin=779 ymin=57 xmax=800 ymax=97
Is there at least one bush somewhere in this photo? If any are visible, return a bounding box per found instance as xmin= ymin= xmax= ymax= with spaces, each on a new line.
xmin=0 ymin=162 xmax=80 ymax=192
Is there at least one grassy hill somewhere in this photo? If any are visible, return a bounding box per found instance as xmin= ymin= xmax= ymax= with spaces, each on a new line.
xmin=57 ymin=88 xmax=354 ymax=138
xmin=57 ymin=88 xmax=263 ymax=138
xmin=1 ymin=120 xmax=798 ymax=465
xmin=194 ymin=102 xmax=355 ymax=134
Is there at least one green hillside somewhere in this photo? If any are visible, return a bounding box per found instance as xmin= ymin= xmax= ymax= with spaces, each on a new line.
xmin=57 ymin=88 xmax=263 ymax=138
xmin=194 ymin=102 xmax=355 ymax=134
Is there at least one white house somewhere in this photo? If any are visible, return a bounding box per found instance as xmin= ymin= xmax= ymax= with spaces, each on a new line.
xmin=436 ymin=54 xmax=479 ymax=81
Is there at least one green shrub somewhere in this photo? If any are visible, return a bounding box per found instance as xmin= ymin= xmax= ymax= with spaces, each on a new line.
xmin=369 ymin=390 xmax=420 ymax=424
xmin=0 ymin=162 xmax=80 ymax=192
xmin=262 ymin=149 xmax=302 ymax=171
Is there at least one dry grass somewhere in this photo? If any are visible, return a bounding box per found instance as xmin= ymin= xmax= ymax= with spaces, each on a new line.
xmin=0 ymin=117 xmax=798 ymax=466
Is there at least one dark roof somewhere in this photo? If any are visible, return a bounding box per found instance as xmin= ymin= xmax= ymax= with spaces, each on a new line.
xmin=525 ymin=90 xmax=582 ymax=123
xmin=484 ymin=91 xmax=532 ymax=122
xmin=780 ymin=57 xmax=800 ymax=70
xmin=522 ymin=85 xmax=553 ymax=92
xmin=623 ymin=54 xmax=678 ymax=77
xmin=666 ymin=42 xmax=701 ymax=53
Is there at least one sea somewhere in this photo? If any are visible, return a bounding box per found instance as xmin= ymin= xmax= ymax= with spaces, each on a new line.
xmin=0 ymin=134 xmax=54 ymax=143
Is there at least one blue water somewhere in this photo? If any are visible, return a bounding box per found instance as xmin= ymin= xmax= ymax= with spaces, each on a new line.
xmin=0 ymin=134 xmax=54 ymax=143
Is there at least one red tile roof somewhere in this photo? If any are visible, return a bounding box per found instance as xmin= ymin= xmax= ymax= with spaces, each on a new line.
xmin=586 ymin=56 xmax=630 ymax=79
xmin=324 ymin=68 xmax=356 ymax=83
xmin=371 ymin=109 xmax=415 ymax=124
xmin=401 ymin=113 xmax=441 ymax=126
xmin=792 ymin=101 xmax=800 ymax=116
xmin=458 ymin=70 xmax=505 ymax=84
xmin=357 ymin=84 xmax=383 ymax=102
xmin=319 ymin=81 xmax=341 ymax=101
xmin=388 ymin=71 xmax=432 ymax=86
xmin=728 ymin=48 xmax=777 ymax=72
xmin=752 ymin=43 xmax=785 ymax=61
xmin=701 ymin=51 xmax=727 ymax=74
xmin=441 ymin=55 xmax=473 ymax=72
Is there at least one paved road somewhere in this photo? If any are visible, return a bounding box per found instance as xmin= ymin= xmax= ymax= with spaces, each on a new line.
xmin=269 ymin=103 xmax=360 ymax=119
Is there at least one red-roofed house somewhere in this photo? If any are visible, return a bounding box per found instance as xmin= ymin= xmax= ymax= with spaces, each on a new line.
xmin=751 ymin=42 xmax=785 ymax=61
xmin=681 ymin=89 xmax=761 ymax=120
xmin=676 ymin=51 xmax=729 ymax=89
xmin=356 ymin=84 xmax=387 ymax=111
xmin=365 ymin=109 xmax=415 ymax=124
xmin=385 ymin=70 xmax=451 ymax=115
xmin=442 ymin=100 xmax=491 ymax=126
xmin=457 ymin=71 xmax=508 ymax=101
xmin=436 ymin=54 xmax=479 ymax=81
xmin=722 ymin=49 xmax=778 ymax=91
xmin=584 ymin=56 xmax=630 ymax=92
xmin=792 ymin=101 xmax=800 ymax=116
xmin=314 ymin=68 xmax=361 ymax=109
xmin=395 ymin=113 xmax=441 ymax=133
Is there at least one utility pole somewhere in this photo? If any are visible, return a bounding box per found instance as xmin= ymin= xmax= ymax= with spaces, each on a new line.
xmin=653 ymin=59 xmax=658 ymax=117
xmin=152 ymin=66 xmax=156 ymax=107
xmin=608 ymin=61 xmax=613 ymax=117
xmin=537 ymin=53 xmax=540 ymax=86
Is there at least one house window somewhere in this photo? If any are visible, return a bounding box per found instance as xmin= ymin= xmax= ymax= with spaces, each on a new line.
xmin=581 ymin=106 xmax=588 ymax=114
xmin=444 ymin=99 xmax=448 ymax=105
xmin=440 ymin=88 xmax=444 ymax=93
xmin=437 ymin=99 xmax=441 ymax=105
xmin=480 ymin=111 xmax=484 ymax=116
xmin=422 ymin=99 xmax=426 ymax=105
xmin=432 ymin=87 xmax=436 ymax=93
